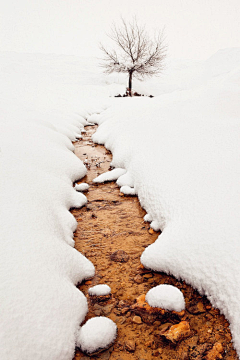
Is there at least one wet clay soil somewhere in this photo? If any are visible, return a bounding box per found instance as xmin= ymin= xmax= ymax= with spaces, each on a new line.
xmin=72 ymin=125 xmax=237 ymax=360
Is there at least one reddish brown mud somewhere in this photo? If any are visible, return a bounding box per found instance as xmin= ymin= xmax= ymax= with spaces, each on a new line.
xmin=72 ymin=125 xmax=237 ymax=360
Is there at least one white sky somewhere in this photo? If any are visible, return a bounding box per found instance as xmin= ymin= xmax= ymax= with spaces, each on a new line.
xmin=1 ymin=0 xmax=240 ymax=60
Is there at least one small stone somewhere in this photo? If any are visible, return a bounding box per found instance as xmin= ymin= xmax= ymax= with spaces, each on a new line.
xmin=153 ymin=320 xmax=161 ymax=326
xmin=134 ymin=274 xmax=143 ymax=284
xmin=206 ymin=342 xmax=224 ymax=360
xmin=120 ymin=307 xmax=129 ymax=315
xmin=125 ymin=340 xmax=136 ymax=352
xmin=148 ymin=228 xmax=155 ymax=234
xmin=161 ymin=321 xmax=191 ymax=343
xmin=102 ymin=304 xmax=114 ymax=316
xmin=188 ymin=301 xmax=206 ymax=314
xmin=132 ymin=315 xmax=142 ymax=324
xmin=189 ymin=343 xmax=212 ymax=360
xmin=159 ymin=322 xmax=172 ymax=334
xmin=110 ymin=250 xmax=129 ymax=263
xmin=94 ymin=309 xmax=102 ymax=316
xmin=143 ymin=273 xmax=153 ymax=278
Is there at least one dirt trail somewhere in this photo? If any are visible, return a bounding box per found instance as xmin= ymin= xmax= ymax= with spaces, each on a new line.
xmin=72 ymin=125 xmax=237 ymax=360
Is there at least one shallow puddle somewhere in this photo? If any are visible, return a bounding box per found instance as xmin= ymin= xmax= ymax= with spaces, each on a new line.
xmin=72 ymin=125 xmax=237 ymax=360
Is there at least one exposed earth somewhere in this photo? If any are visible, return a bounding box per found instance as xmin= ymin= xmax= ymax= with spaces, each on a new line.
xmin=72 ymin=125 xmax=237 ymax=360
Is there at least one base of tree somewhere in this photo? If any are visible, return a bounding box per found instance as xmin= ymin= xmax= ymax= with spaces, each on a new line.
xmin=114 ymin=91 xmax=154 ymax=98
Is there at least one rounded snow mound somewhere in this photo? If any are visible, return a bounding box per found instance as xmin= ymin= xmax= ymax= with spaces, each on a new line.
xmin=145 ymin=284 xmax=185 ymax=312
xmin=88 ymin=284 xmax=111 ymax=296
xmin=77 ymin=317 xmax=117 ymax=354
xmin=75 ymin=183 xmax=89 ymax=192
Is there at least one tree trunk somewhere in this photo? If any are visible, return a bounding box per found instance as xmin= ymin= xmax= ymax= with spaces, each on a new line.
xmin=128 ymin=71 xmax=133 ymax=96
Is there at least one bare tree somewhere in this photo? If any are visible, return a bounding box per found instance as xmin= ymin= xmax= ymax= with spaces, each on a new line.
xmin=100 ymin=17 xmax=167 ymax=96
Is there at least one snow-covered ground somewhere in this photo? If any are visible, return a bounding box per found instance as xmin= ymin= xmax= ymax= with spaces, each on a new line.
xmin=0 ymin=52 xmax=109 ymax=360
xmin=92 ymin=47 xmax=240 ymax=354
xmin=0 ymin=48 xmax=240 ymax=358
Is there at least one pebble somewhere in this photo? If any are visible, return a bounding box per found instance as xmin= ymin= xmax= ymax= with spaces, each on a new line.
xmin=125 ymin=340 xmax=136 ymax=352
xmin=110 ymin=250 xmax=129 ymax=263
xmin=206 ymin=342 xmax=224 ymax=360
xmin=143 ymin=273 xmax=153 ymax=278
xmin=188 ymin=301 xmax=206 ymax=314
xmin=161 ymin=321 xmax=191 ymax=343
xmin=134 ymin=274 xmax=143 ymax=284
xmin=132 ymin=315 xmax=142 ymax=324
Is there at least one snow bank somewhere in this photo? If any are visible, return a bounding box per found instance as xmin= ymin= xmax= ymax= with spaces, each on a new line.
xmin=77 ymin=317 xmax=117 ymax=354
xmin=92 ymin=48 xmax=240 ymax=354
xmin=88 ymin=284 xmax=111 ymax=296
xmin=146 ymin=285 xmax=185 ymax=312
xmin=0 ymin=52 xmax=108 ymax=360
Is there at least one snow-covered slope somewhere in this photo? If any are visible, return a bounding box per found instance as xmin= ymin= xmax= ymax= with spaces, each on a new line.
xmin=92 ymin=48 xmax=240 ymax=354
xmin=0 ymin=52 xmax=108 ymax=360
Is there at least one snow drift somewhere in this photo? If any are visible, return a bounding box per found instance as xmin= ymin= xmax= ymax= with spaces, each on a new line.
xmin=92 ymin=48 xmax=240 ymax=354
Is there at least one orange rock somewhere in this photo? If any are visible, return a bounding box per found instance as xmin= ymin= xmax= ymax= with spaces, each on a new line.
xmin=85 ymin=280 xmax=92 ymax=285
xmin=132 ymin=315 xmax=142 ymax=324
xmin=161 ymin=321 xmax=191 ymax=343
xmin=148 ymin=228 xmax=155 ymax=234
xmin=132 ymin=294 xmax=161 ymax=313
xmin=206 ymin=342 xmax=224 ymax=360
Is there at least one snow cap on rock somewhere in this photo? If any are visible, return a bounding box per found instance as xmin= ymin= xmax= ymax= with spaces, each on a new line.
xmin=77 ymin=317 xmax=117 ymax=354
xmin=75 ymin=183 xmax=89 ymax=192
xmin=146 ymin=284 xmax=185 ymax=312
xmin=88 ymin=284 xmax=111 ymax=296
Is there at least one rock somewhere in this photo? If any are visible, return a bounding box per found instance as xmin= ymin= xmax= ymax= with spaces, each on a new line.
xmin=110 ymin=250 xmax=129 ymax=263
xmin=132 ymin=294 xmax=165 ymax=315
xmin=148 ymin=228 xmax=155 ymax=234
xmin=94 ymin=309 xmax=102 ymax=316
xmin=189 ymin=343 xmax=212 ymax=360
xmin=161 ymin=321 xmax=191 ymax=343
xmin=143 ymin=273 xmax=153 ymax=279
xmin=102 ymin=304 xmax=114 ymax=316
xmin=125 ymin=340 xmax=136 ymax=352
xmin=134 ymin=274 xmax=143 ymax=283
xmin=132 ymin=315 xmax=142 ymax=324
xmin=206 ymin=342 xmax=224 ymax=360
xmin=120 ymin=307 xmax=129 ymax=315
xmin=96 ymin=349 xmax=111 ymax=360
xmin=89 ymin=294 xmax=111 ymax=303
xmin=159 ymin=322 xmax=172 ymax=334
xmin=188 ymin=301 xmax=206 ymax=314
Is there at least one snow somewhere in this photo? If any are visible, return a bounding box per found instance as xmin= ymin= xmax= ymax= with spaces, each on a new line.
xmin=77 ymin=317 xmax=117 ymax=354
xmin=120 ymin=185 xmax=136 ymax=196
xmin=92 ymin=48 xmax=240 ymax=354
xmin=0 ymin=52 xmax=109 ymax=360
xmin=1 ymin=47 xmax=240 ymax=358
xmin=88 ymin=284 xmax=111 ymax=296
xmin=146 ymin=285 xmax=185 ymax=312
xmin=75 ymin=183 xmax=90 ymax=192
xmin=93 ymin=168 xmax=126 ymax=183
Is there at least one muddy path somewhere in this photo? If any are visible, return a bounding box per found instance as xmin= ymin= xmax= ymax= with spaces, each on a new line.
xmin=72 ymin=125 xmax=237 ymax=360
